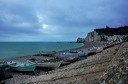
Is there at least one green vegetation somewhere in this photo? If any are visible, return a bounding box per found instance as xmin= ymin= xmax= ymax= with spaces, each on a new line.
xmin=94 ymin=26 xmax=128 ymax=36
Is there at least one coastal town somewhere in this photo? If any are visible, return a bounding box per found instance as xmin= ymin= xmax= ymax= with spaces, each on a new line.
xmin=0 ymin=26 xmax=128 ymax=84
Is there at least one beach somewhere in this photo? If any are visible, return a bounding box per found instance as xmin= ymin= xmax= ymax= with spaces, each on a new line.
xmin=1 ymin=41 xmax=128 ymax=84
xmin=0 ymin=42 xmax=104 ymax=62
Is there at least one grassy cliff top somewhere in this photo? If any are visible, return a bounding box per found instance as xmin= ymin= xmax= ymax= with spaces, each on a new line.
xmin=94 ymin=26 xmax=128 ymax=36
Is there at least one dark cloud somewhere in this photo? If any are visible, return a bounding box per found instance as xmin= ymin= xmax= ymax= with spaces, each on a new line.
xmin=0 ymin=0 xmax=128 ymax=41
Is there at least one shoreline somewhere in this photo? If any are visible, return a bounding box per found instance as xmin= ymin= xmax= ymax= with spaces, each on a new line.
xmin=0 ymin=42 xmax=84 ymax=60
xmin=0 ymin=41 xmax=107 ymax=84
xmin=53 ymin=41 xmax=106 ymax=53
xmin=0 ymin=41 xmax=105 ymax=62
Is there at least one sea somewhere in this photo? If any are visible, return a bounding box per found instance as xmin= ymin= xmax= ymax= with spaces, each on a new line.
xmin=0 ymin=42 xmax=84 ymax=59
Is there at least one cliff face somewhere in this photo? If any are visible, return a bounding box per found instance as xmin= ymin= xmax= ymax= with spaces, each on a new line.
xmin=85 ymin=31 xmax=128 ymax=42
xmin=77 ymin=37 xmax=86 ymax=43
xmin=77 ymin=26 xmax=128 ymax=42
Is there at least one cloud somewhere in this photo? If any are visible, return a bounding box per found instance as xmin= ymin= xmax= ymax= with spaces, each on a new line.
xmin=42 ymin=24 xmax=49 ymax=29
xmin=0 ymin=0 xmax=128 ymax=41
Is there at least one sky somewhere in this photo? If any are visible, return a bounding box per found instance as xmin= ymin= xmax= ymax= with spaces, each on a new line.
xmin=0 ymin=0 xmax=128 ymax=42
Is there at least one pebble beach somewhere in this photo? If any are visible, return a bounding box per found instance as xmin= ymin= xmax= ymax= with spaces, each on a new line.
xmin=1 ymin=41 xmax=128 ymax=84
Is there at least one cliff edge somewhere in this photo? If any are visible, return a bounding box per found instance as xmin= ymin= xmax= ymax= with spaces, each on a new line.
xmin=77 ymin=26 xmax=128 ymax=43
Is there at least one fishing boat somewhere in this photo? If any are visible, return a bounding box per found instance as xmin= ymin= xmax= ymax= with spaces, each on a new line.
xmin=95 ymin=47 xmax=103 ymax=53
xmin=103 ymin=42 xmax=115 ymax=50
xmin=62 ymin=52 xmax=87 ymax=56
xmin=55 ymin=52 xmax=79 ymax=65
xmin=62 ymin=52 xmax=88 ymax=59
xmin=28 ymin=58 xmax=62 ymax=69
xmin=87 ymin=46 xmax=103 ymax=56
xmin=7 ymin=61 xmax=37 ymax=72
xmin=62 ymin=56 xmax=79 ymax=64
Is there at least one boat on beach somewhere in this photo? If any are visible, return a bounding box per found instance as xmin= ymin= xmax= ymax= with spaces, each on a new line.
xmin=87 ymin=46 xmax=103 ymax=55
xmin=62 ymin=52 xmax=88 ymax=59
xmin=28 ymin=58 xmax=62 ymax=69
xmin=55 ymin=53 xmax=79 ymax=64
xmin=103 ymin=42 xmax=115 ymax=50
xmin=7 ymin=61 xmax=37 ymax=72
xmin=95 ymin=47 xmax=103 ymax=53
xmin=61 ymin=56 xmax=79 ymax=64
xmin=62 ymin=52 xmax=87 ymax=56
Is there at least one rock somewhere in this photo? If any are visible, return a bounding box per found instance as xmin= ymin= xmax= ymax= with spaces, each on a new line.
xmin=76 ymin=37 xmax=85 ymax=43
xmin=77 ymin=26 xmax=128 ymax=42
xmin=85 ymin=31 xmax=128 ymax=42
